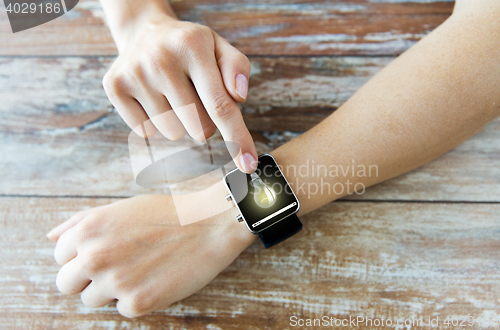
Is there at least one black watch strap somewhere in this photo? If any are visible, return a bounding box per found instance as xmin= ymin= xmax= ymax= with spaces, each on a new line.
xmin=258 ymin=214 xmax=302 ymax=248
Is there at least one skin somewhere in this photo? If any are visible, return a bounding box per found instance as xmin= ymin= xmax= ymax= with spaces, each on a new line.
xmin=99 ymin=0 xmax=258 ymax=173
xmin=47 ymin=0 xmax=500 ymax=319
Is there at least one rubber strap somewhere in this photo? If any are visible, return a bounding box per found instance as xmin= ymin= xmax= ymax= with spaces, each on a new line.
xmin=258 ymin=214 xmax=302 ymax=248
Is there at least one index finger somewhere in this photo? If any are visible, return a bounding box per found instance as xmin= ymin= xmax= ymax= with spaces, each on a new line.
xmin=187 ymin=58 xmax=258 ymax=173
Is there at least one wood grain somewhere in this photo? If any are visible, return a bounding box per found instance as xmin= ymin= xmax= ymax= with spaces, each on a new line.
xmin=2 ymin=1 xmax=499 ymax=328
xmin=0 ymin=0 xmax=454 ymax=56
xmin=1 ymin=56 xmax=499 ymax=200
xmin=1 ymin=197 xmax=499 ymax=329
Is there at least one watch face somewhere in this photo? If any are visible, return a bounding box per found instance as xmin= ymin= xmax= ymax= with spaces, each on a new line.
xmin=224 ymin=154 xmax=299 ymax=233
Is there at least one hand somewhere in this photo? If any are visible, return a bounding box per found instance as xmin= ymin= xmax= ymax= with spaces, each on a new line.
xmin=102 ymin=11 xmax=258 ymax=173
xmin=46 ymin=193 xmax=256 ymax=318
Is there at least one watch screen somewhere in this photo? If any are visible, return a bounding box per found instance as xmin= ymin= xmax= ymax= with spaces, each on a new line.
xmin=224 ymin=154 xmax=299 ymax=232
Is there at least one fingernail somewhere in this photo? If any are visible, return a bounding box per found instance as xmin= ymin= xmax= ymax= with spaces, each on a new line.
xmin=235 ymin=73 xmax=248 ymax=100
xmin=239 ymin=152 xmax=256 ymax=173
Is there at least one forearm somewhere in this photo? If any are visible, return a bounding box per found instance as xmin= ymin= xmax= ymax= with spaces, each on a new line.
xmin=271 ymin=5 xmax=500 ymax=215
xmin=50 ymin=1 xmax=500 ymax=316
xmin=99 ymin=0 xmax=177 ymax=52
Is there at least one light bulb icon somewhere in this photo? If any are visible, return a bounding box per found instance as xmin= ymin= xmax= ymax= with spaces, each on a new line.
xmin=250 ymin=172 xmax=277 ymax=208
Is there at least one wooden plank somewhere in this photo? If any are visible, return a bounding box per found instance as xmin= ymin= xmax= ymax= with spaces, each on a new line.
xmin=1 ymin=197 xmax=499 ymax=329
xmin=0 ymin=0 xmax=454 ymax=56
xmin=0 ymin=56 xmax=384 ymax=133
xmin=1 ymin=56 xmax=499 ymax=200
xmin=243 ymin=56 xmax=393 ymax=132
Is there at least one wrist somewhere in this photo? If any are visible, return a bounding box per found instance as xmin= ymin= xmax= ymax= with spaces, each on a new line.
xmin=176 ymin=178 xmax=257 ymax=251
xmin=204 ymin=180 xmax=258 ymax=250
xmin=103 ymin=2 xmax=178 ymax=53
xmin=218 ymin=202 xmax=258 ymax=252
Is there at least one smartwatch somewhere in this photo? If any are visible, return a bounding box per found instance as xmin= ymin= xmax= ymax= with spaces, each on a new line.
xmin=223 ymin=154 xmax=302 ymax=248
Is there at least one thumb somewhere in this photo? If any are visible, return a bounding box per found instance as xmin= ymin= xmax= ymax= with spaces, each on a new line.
xmin=214 ymin=33 xmax=251 ymax=103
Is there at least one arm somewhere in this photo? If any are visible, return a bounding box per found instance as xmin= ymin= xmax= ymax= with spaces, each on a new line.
xmin=276 ymin=0 xmax=500 ymax=215
xmin=48 ymin=0 xmax=500 ymax=318
xmin=99 ymin=0 xmax=258 ymax=173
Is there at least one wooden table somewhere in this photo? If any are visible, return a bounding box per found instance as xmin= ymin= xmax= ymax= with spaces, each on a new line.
xmin=2 ymin=0 xmax=500 ymax=329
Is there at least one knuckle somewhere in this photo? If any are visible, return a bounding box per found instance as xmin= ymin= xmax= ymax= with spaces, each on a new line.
xmin=117 ymin=301 xmax=138 ymax=318
xmin=141 ymin=47 xmax=175 ymax=79
xmin=75 ymin=215 xmax=101 ymax=243
xmin=80 ymin=294 xmax=91 ymax=307
xmin=237 ymin=52 xmax=251 ymax=69
xmin=119 ymin=292 xmax=152 ymax=318
xmin=126 ymin=64 xmax=146 ymax=84
xmin=102 ymin=71 xmax=127 ymax=99
xmin=55 ymin=266 xmax=78 ymax=295
xmin=53 ymin=235 xmax=70 ymax=265
xmin=173 ymin=25 xmax=211 ymax=54
xmin=79 ymin=245 xmax=105 ymax=276
xmin=143 ymin=45 xmax=163 ymax=65
xmin=109 ymin=270 xmax=133 ymax=295
xmin=210 ymin=92 xmax=237 ymax=120
xmin=55 ymin=271 xmax=68 ymax=294
xmin=72 ymin=209 xmax=87 ymax=219
xmin=81 ymin=297 xmax=99 ymax=309
xmin=80 ymin=290 xmax=99 ymax=308
xmin=109 ymin=271 xmax=126 ymax=290
xmin=130 ymin=291 xmax=153 ymax=315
